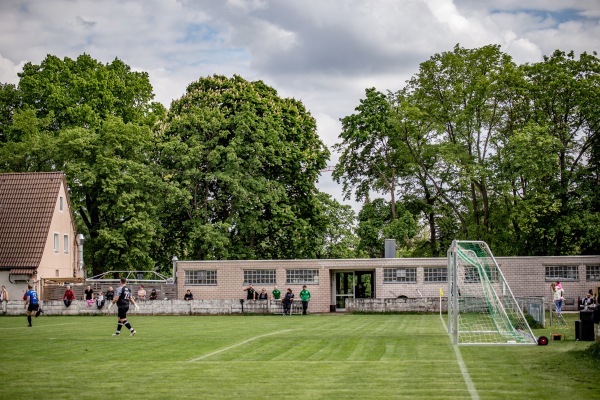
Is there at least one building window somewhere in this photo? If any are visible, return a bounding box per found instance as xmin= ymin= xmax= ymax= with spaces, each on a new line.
xmin=54 ymin=233 xmax=59 ymax=253
xmin=424 ymin=267 xmax=447 ymax=283
xmin=63 ymin=235 xmax=69 ymax=254
xmin=383 ymin=268 xmax=416 ymax=283
xmin=545 ymin=265 xmax=579 ymax=282
xmin=586 ymin=265 xmax=600 ymax=281
xmin=243 ymin=269 xmax=276 ymax=285
xmin=462 ymin=266 xmax=499 ymax=283
xmin=59 ymin=196 xmax=63 ymax=211
xmin=55 ymin=269 xmax=60 ymax=277
xmin=286 ymin=269 xmax=319 ymax=284
xmin=185 ymin=270 xmax=217 ymax=285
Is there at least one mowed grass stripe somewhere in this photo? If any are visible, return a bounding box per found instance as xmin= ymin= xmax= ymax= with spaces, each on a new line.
xmin=1 ymin=314 xmax=598 ymax=399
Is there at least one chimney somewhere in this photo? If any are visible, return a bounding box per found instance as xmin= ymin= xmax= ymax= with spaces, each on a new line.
xmin=385 ymin=239 xmax=396 ymax=258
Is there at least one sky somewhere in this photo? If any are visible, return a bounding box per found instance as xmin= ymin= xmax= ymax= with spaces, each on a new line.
xmin=1 ymin=0 xmax=599 ymax=212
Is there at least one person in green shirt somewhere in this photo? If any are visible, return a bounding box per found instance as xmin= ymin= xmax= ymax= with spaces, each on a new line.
xmin=299 ymin=285 xmax=311 ymax=315
xmin=271 ymin=285 xmax=281 ymax=301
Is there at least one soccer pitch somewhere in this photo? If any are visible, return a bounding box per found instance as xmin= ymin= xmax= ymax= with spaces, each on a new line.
xmin=0 ymin=313 xmax=598 ymax=400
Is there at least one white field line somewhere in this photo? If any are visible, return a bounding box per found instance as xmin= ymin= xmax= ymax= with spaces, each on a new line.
xmin=0 ymin=322 xmax=79 ymax=330
xmin=439 ymin=314 xmax=479 ymax=400
xmin=189 ymin=329 xmax=293 ymax=362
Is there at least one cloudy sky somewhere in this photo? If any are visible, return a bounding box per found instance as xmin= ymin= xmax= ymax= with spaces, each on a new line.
xmin=1 ymin=0 xmax=599 ymax=211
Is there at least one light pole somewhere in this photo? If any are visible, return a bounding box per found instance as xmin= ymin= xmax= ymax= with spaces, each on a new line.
xmin=171 ymin=255 xmax=178 ymax=283
xmin=77 ymin=234 xmax=85 ymax=278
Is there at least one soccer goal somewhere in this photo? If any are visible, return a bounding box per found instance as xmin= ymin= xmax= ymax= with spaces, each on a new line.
xmin=447 ymin=240 xmax=537 ymax=345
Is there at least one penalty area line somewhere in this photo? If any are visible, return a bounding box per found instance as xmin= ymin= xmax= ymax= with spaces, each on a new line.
xmin=189 ymin=329 xmax=292 ymax=362
xmin=439 ymin=314 xmax=479 ymax=400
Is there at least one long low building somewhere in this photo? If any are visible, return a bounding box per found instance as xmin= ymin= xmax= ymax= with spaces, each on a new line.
xmin=175 ymin=255 xmax=600 ymax=313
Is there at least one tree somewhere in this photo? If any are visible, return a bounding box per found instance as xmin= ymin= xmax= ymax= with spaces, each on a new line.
xmin=356 ymin=198 xmax=418 ymax=258
xmin=313 ymin=192 xmax=365 ymax=259
xmin=334 ymin=88 xmax=404 ymax=219
xmin=159 ymin=75 xmax=330 ymax=260
xmin=0 ymin=54 xmax=166 ymax=275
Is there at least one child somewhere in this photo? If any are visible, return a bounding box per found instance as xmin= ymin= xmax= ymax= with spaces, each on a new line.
xmin=96 ymin=292 xmax=105 ymax=309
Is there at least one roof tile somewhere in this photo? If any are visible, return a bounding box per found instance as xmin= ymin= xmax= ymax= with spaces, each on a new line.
xmin=0 ymin=172 xmax=66 ymax=268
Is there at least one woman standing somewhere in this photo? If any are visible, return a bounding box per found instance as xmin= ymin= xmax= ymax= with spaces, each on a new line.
xmin=551 ymin=283 xmax=564 ymax=316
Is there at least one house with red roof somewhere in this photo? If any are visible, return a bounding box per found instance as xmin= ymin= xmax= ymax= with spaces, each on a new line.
xmin=0 ymin=172 xmax=83 ymax=301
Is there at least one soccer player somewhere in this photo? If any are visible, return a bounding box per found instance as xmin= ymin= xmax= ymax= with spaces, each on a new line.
xmin=299 ymin=285 xmax=311 ymax=315
xmin=110 ymin=278 xmax=139 ymax=336
xmin=24 ymin=283 xmax=41 ymax=327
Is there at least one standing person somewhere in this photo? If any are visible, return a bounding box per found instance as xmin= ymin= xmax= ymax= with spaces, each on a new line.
xmin=244 ymin=284 xmax=257 ymax=300
xmin=282 ymin=288 xmax=294 ymax=315
xmin=24 ymin=283 xmax=41 ymax=327
xmin=271 ymin=285 xmax=281 ymax=301
xmin=137 ymin=285 xmax=146 ymax=301
xmin=1 ymin=285 xmax=8 ymax=312
xmin=551 ymin=283 xmax=564 ymax=316
xmin=84 ymin=285 xmax=94 ymax=307
xmin=299 ymin=285 xmax=311 ymax=315
xmin=63 ymin=285 xmax=75 ymax=307
xmin=110 ymin=278 xmax=139 ymax=336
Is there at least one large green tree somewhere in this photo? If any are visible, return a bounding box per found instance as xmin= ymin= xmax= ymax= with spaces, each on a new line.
xmin=0 ymin=54 xmax=167 ymax=275
xmin=159 ymin=75 xmax=330 ymax=260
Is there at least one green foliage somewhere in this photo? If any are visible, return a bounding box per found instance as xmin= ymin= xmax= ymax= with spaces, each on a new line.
xmin=160 ymin=74 xmax=330 ymax=260
xmin=336 ymin=44 xmax=600 ymax=256
xmin=586 ymin=341 xmax=600 ymax=360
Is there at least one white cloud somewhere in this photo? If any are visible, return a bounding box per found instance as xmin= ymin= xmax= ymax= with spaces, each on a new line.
xmin=0 ymin=0 xmax=599 ymax=211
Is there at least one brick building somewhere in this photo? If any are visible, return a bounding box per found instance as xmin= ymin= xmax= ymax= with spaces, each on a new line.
xmin=175 ymin=255 xmax=600 ymax=313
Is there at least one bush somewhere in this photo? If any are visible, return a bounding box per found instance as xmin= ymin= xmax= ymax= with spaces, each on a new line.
xmin=586 ymin=342 xmax=600 ymax=360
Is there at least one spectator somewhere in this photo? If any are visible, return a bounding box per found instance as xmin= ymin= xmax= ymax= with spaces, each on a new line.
xmin=105 ymin=286 xmax=115 ymax=302
xmin=84 ymin=285 xmax=94 ymax=307
xmin=137 ymin=285 xmax=147 ymax=301
xmin=1 ymin=285 xmax=8 ymax=313
xmin=271 ymin=285 xmax=281 ymax=301
xmin=582 ymin=293 xmax=595 ymax=309
xmin=282 ymin=288 xmax=294 ymax=315
xmin=299 ymin=285 xmax=311 ymax=315
xmin=63 ymin=285 xmax=75 ymax=307
xmin=96 ymin=292 xmax=105 ymax=309
xmin=184 ymin=290 xmax=193 ymax=301
xmin=243 ymin=284 xmax=257 ymax=300
xmin=258 ymin=288 xmax=268 ymax=300
xmin=551 ymin=282 xmax=564 ymax=316
xmin=149 ymin=288 xmax=158 ymax=300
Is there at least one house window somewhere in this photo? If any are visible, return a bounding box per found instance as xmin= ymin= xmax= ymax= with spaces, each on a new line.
xmin=59 ymin=196 xmax=63 ymax=211
xmin=63 ymin=235 xmax=69 ymax=254
xmin=545 ymin=265 xmax=579 ymax=282
xmin=185 ymin=270 xmax=217 ymax=285
xmin=286 ymin=269 xmax=319 ymax=284
xmin=243 ymin=269 xmax=276 ymax=285
xmin=383 ymin=268 xmax=416 ymax=283
xmin=55 ymin=270 xmax=59 ymax=277
xmin=54 ymin=233 xmax=59 ymax=253
xmin=586 ymin=265 xmax=600 ymax=281
xmin=424 ymin=267 xmax=447 ymax=283
xmin=463 ymin=266 xmax=499 ymax=283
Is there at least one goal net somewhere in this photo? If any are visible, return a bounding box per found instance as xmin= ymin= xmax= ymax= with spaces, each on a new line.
xmin=447 ymin=240 xmax=537 ymax=345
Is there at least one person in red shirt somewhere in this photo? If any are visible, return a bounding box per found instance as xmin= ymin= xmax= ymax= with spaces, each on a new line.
xmin=63 ymin=285 xmax=76 ymax=307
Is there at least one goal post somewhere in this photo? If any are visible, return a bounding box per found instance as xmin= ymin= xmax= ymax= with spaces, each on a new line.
xmin=447 ymin=240 xmax=537 ymax=346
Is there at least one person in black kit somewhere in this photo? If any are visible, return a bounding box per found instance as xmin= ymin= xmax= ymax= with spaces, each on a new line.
xmin=149 ymin=288 xmax=158 ymax=300
xmin=184 ymin=290 xmax=193 ymax=301
xmin=282 ymin=288 xmax=294 ymax=315
xmin=244 ymin=284 xmax=257 ymax=300
xmin=110 ymin=278 xmax=139 ymax=336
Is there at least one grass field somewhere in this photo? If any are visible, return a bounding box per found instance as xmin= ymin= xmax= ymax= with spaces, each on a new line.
xmin=0 ymin=313 xmax=599 ymax=400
